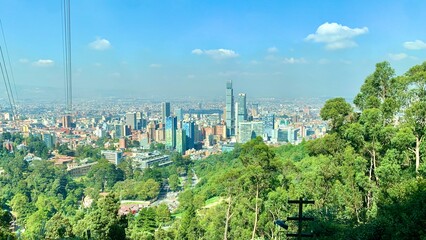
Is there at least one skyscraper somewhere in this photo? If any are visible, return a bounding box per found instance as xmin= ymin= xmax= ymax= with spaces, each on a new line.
xmin=237 ymin=93 xmax=247 ymax=121
xmin=235 ymin=93 xmax=247 ymax=138
xmin=162 ymin=102 xmax=171 ymax=123
xmin=263 ymin=113 xmax=275 ymax=139
xmin=136 ymin=111 xmax=145 ymax=130
xmin=62 ymin=115 xmax=72 ymax=129
xmin=182 ymin=121 xmax=195 ymax=149
xmin=225 ymin=81 xmax=235 ymax=137
xmin=175 ymin=108 xmax=183 ymax=122
xmin=251 ymin=103 xmax=259 ymax=117
xmin=114 ymin=124 xmax=123 ymax=138
xmin=126 ymin=112 xmax=137 ymax=130
xmin=176 ymin=128 xmax=187 ymax=154
xmin=147 ymin=121 xmax=156 ymax=142
xmin=165 ymin=116 xmax=177 ymax=149
xmin=43 ymin=132 xmax=56 ymax=149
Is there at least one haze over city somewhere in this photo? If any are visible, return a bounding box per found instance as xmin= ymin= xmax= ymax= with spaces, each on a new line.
xmin=1 ymin=0 xmax=426 ymax=99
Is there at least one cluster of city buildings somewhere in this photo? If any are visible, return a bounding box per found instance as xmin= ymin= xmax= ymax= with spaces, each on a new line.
xmin=0 ymin=81 xmax=328 ymax=171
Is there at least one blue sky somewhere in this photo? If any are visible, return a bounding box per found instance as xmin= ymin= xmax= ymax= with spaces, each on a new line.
xmin=1 ymin=0 xmax=426 ymax=99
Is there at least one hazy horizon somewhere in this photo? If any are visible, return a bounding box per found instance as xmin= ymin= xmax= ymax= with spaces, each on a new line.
xmin=1 ymin=0 xmax=425 ymax=100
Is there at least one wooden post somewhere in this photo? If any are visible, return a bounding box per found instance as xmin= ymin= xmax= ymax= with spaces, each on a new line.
xmin=286 ymin=198 xmax=314 ymax=239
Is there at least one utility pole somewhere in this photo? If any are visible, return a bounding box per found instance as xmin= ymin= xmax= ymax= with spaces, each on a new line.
xmin=286 ymin=198 xmax=314 ymax=239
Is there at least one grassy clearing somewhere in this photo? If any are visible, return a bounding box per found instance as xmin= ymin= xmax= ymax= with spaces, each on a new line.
xmin=204 ymin=196 xmax=220 ymax=205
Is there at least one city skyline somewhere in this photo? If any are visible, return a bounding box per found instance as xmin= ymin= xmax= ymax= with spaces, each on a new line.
xmin=1 ymin=1 xmax=426 ymax=100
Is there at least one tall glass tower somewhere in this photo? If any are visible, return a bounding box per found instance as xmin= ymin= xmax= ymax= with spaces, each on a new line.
xmin=237 ymin=93 xmax=247 ymax=122
xmin=225 ymin=81 xmax=235 ymax=137
xmin=162 ymin=102 xmax=171 ymax=123
xmin=165 ymin=116 xmax=177 ymax=149
xmin=126 ymin=112 xmax=137 ymax=130
xmin=235 ymin=93 xmax=247 ymax=139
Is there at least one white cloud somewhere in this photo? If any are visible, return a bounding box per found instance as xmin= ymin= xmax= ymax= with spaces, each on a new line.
xmin=191 ymin=49 xmax=203 ymax=55
xmin=191 ymin=48 xmax=239 ymax=59
xmin=149 ymin=64 xmax=162 ymax=68
xmin=267 ymin=46 xmax=278 ymax=53
xmin=187 ymin=74 xmax=195 ymax=79
xmin=388 ymin=53 xmax=408 ymax=61
xmin=33 ymin=59 xmax=54 ymax=67
xmin=306 ymin=22 xmax=368 ymax=50
xmin=283 ymin=57 xmax=307 ymax=64
xmin=403 ymin=40 xmax=426 ymax=50
xmin=89 ymin=38 xmax=111 ymax=50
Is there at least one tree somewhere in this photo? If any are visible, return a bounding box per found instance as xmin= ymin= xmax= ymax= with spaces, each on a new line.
xmin=128 ymin=207 xmax=157 ymax=239
xmin=45 ymin=213 xmax=74 ymax=239
xmin=10 ymin=193 xmax=34 ymax=224
xmin=1 ymin=132 xmax=11 ymax=141
xmin=0 ymin=209 xmax=14 ymax=239
xmin=155 ymin=203 xmax=171 ymax=225
xmin=117 ymin=159 xmax=135 ymax=179
xmin=216 ymin=168 xmax=243 ymax=240
xmin=354 ymin=61 xmax=403 ymax=124
xmin=320 ymin=97 xmax=353 ymax=133
xmin=403 ymin=61 xmax=426 ymax=173
xmin=74 ymin=194 xmax=125 ymax=239
xmin=27 ymin=137 xmax=49 ymax=159
xmin=168 ymin=174 xmax=180 ymax=191
xmin=404 ymin=102 xmax=426 ymax=173
xmin=177 ymin=190 xmax=203 ymax=240
xmin=86 ymin=159 xmax=124 ymax=192
xmin=238 ymin=137 xmax=278 ymax=239
xmin=359 ymin=108 xmax=383 ymax=183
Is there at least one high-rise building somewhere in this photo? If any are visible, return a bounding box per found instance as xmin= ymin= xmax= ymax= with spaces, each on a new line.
xmin=238 ymin=121 xmax=264 ymax=143
xmin=156 ymin=128 xmax=165 ymax=142
xmin=114 ymin=124 xmax=123 ymax=138
xmin=237 ymin=93 xmax=247 ymax=121
xmin=136 ymin=111 xmax=143 ymax=120
xmin=162 ymin=102 xmax=171 ymax=123
xmin=175 ymin=108 xmax=183 ymax=122
xmin=225 ymin=81 xmax=235 ymax=137
xmin=126 ymin=112 xmax=137 ymax=130
xmin=263 ymin=114 xmax=275 ymax=139
xmin=101 ymin=150 xmax=123 ymax=165
xmin=235 ymin=93 xmax=247 ymax=137
xmin=62 ymin=115 xmax=72 ymax=129
xmin=43 ymin=132 xmax=56 ymax=149
xmin=119 ymin=138 xmax=126 ymax=149
xmin=272 ymin=129 xmax=289 ymax=143
xmin=147 ymin=121 xmax=156 ymax=142
xmin=165 ymin=116 xmax=177 ymax=149
xmin=287 ymin=127 xmax=293 ymax=143
xmin=194 ymin=124 xmax=202 ymax=143
xmin=176 ymin=129 xmax=187 ymax=154
xmin=215 ymin=124 xmax=226 ymax=140
xmin=136 ymin=111 xmax=145 ymax=130
xmin=123 ymin=125 xmax=131 ymax=136
xmin=251 ymin=103 xmax=259 ymax=117
xmin=182 ymin=121 xmax=195 ymax=149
